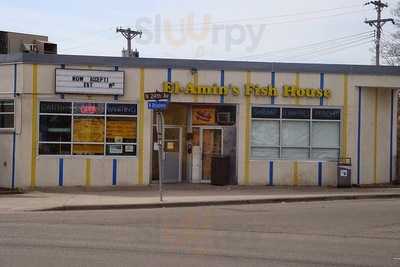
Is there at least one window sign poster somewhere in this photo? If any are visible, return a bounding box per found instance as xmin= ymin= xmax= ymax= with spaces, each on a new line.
xmin=73 ymin=117 xmax=105 ymax=142
xmin=40 ymin=102 xmax=72 ymax=114
xmin=74 ymin=103 xmax=105 ymax=115
xmin=192 ymin=107 xmax=216 ymax=125
xmin=56 ymin=69 xmax=124 ymax=95
xmin=73 ymin=144 xmax=104 ymax=155
xmin=125 ymin=145 xmax=135 ymax=153
xmin=107 ymin=103 xmax=137 ymax=116
xmin=109 ymin=145 xmax=123 ymax=154
xmin=106 ymin=118 xmax=137 ymax=143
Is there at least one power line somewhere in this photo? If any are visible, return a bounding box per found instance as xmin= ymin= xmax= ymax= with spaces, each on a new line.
xmin=288 ymin=40 xmax=373 ymax=63
xmin=232 ymin=31 xmax=374 ymax=60
xmin=151 ymin=4 xmax=364 ymax=29
xmin=149 ymin=9 xmax=370 ymax=32
xmin=281 ymin=37 xmax=373 ymax=61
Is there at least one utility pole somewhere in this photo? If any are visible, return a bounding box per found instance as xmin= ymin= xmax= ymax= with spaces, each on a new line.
xmin=365 ymin=1 xmax=395 ymax=66
xmin=116 ymin=27 xmax=142 ymax=58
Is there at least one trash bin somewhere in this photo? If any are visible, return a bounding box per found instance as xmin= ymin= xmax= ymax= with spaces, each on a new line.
xmin=211 ymin=156 xmax=230 ymax=186
xmin=337 ymin=158 xmax=352 ymax=188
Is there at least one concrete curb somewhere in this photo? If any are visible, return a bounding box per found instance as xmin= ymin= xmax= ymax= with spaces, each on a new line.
xmin=37 ymin=193 xmax=400 ymax=212
xmin=0 ymin=190 xmax=24 ymax=195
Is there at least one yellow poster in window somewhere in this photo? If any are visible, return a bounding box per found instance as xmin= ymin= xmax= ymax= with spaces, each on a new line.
xmin=73 ymin=117 xmax=104 ymax=142
xmin=106 ymin=118 xmax=137 ymax=141
xmin=192 ymin=107 xmax=216 ymax=125
xmin=73 ymin=144 xmax=104 ymax=155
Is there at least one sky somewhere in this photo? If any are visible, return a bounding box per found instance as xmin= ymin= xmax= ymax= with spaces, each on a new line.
xmin=1 ymin=0 xmax=399 ymax=65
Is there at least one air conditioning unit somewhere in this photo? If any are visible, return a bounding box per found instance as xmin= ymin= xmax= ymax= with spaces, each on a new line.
xmin=23 ymin=41 xmax=57 ymax=54
xmin=34 ymin=40 xmax=57 ymax=54
xmin=217 ymin=112 xmax=232 ymax=125
xmin=23 ymin=43 xmax=38 ymax=53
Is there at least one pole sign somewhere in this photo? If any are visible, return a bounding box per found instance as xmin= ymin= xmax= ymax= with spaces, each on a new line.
xmin=144 ymin=92 xmax=171 ymax=101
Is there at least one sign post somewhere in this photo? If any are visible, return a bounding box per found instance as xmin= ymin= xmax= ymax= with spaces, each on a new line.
xmin=145 ymin=92 xmax=171 ymax=202
xmin=156 ymin=111 xmax=164 ymax=202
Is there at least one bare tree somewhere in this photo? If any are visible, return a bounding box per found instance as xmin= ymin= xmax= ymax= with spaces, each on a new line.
xmin=382 ymin=2 xmax=400 ymax=65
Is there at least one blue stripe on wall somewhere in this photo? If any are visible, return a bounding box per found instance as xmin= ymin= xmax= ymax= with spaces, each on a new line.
xmin=11 ymin=64 xmax=17 ymax=189
xmin=167 ymin=68 xmax=172 ymax=82
xmin=390 ymin=89 xmax=394 ymax=183
xmin=112 ymin=159 xmax=117 ymax=186
xmin=320 ymin=73 xmax=325 ymax=106
xmin=318 ymin=162 xmax=323 ymax=186
xmin=269 ymin=161 xmax=274 ymax=186
xmin=271 ymin=72 xmax=276 ymax=105
xmin=357 ymin=87 xmax=362 ymax=185
xmin=220 ymin=70 xmax=225 ymax=104
xmin=58 ymin=158 xmax=64 ymax=186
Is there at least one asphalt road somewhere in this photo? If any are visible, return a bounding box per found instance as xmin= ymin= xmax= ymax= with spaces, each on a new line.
xmin=0 ymin=199 xmax=399 ymax=267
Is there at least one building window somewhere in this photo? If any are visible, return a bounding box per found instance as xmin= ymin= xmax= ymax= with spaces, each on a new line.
xmin=39 ymin=101 xmax=137 ymax=156
xmin=251 ymin=106 xmax=340 ymax=160
xmin=0 ymin=100 xmax=15 ymax=129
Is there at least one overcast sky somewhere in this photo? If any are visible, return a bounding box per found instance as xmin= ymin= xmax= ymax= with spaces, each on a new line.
xmin=1 ymin=0 xmax=399 ymax=65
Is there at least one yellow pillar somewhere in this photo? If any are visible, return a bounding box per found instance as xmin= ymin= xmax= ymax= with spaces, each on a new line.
xmin=244 ymin=71 xmax=251 ymax=185
xmin=138 ymin=68 xmax=145 ymax=185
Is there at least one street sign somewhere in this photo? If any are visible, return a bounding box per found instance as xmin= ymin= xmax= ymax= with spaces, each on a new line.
xmin=148 ymin=101 xmax=168 ymax=110
xmin=144 ymin=92 xmax=171 ymax=101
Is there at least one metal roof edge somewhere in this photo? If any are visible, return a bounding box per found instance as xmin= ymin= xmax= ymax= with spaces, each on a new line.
xmin=0 ymin=53 xmax=24 ymax=64
xmin=0 ymin=53 xmax=400 ymax=75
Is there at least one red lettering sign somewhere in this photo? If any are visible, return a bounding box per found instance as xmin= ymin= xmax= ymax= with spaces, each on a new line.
xmin=80 ymin=105 xmax=97 ymax=114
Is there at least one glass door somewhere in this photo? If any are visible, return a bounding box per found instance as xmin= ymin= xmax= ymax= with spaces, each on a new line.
xmin=163 ymin=127 xmax=182 ymax=183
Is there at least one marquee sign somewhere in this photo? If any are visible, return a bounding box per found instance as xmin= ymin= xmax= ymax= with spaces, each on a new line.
xmin=56 ymin=69 xmax=124 ymax=95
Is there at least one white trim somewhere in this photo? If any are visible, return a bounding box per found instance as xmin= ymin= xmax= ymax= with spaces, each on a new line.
xmin=0 ymin=99 xmax=16 ymax=131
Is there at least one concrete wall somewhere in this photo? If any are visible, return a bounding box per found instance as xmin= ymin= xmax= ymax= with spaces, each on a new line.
xmin=1 ymin=63 xmax=399 ymax=188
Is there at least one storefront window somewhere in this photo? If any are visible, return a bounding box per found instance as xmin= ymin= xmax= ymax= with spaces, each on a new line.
xmin=106 ymin=117 xmax=137 ymax=156
xmin=39 ymin=101 xmax=137 ymax=156
xmin=251 ymin=106 xmax=340 ymax=160
xmin=73 ymin=117 xmax=105 ymax=143
xmin=0 ymin=100 xmax=15 ymax=129
xmin=39 ymin=115 xmax=72 ymax=142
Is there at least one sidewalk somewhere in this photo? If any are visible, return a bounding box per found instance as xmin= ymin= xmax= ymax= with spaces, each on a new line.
xmin=0 ymin=185 xmax=400 ymax=212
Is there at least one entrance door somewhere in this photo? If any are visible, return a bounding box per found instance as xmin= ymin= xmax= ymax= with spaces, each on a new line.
xmin=201 ymin=128 xmax=223 ymax=181
xmin=163 ymin=127 xmax=182 ymax=183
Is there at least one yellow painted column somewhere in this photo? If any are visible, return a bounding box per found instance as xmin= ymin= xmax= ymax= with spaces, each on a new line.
xmin=138 ymin=68 xmax=145 ymax=185
xmin=373 ymin=88 xmax=379 ymax=184
xmin=292 ymin=73 xmax=301 ymax=185
xmin=341 ymin=74 xmax=349 ymax=158
xmin=193 ymin=71 xmax=199 ymax=103
xmin=244 ymin=71 xmax=251 ymax=185
xmin=85 ymin=159 xmax=92 ymax=187
xmin=294 ymin=73 xmax=300 ymax=105
xmin=293 ymin=161 xmax=299 ymax=186
xmin=30 ymin=64 xmax=38 ymax=188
